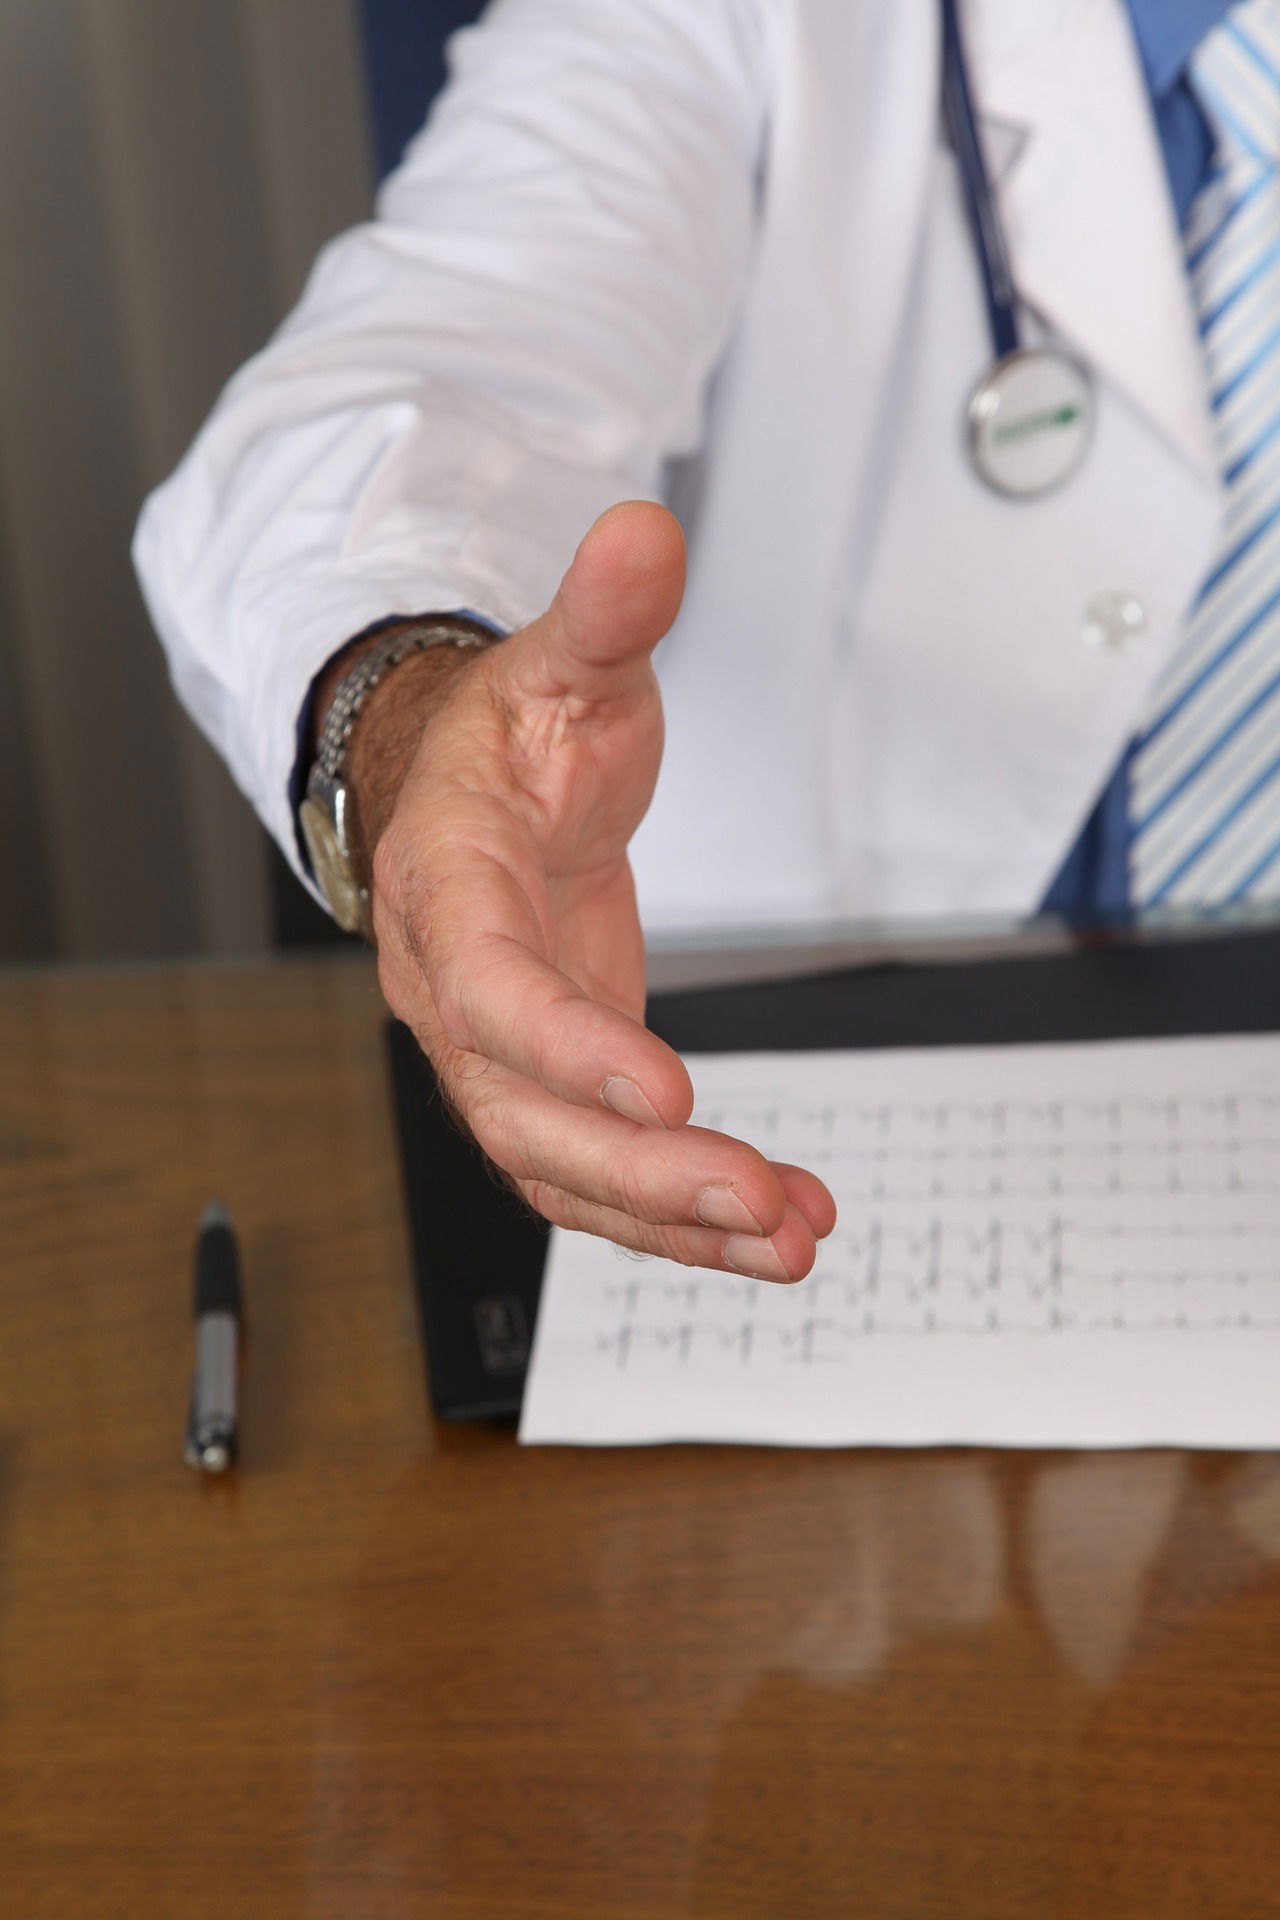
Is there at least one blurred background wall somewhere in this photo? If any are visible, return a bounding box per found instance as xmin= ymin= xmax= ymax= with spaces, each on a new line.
xmin=0 ymin=0 xmax=482 ymax=964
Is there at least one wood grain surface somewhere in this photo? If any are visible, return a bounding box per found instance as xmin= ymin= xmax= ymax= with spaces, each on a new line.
xmin=2 ymin=958 xmax=1279 ymax=1918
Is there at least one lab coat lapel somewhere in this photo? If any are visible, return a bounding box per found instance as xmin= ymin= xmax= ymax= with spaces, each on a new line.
xmin=965 ymin=0 xmax=1218 ymax=483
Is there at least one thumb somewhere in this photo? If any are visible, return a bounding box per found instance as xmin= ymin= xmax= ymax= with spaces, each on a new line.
xmin=515 ymin=500 xmax=687 ymax=702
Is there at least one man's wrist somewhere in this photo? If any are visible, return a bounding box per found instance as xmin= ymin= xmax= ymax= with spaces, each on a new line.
xmin=343 ymin=640 xmax=483 ymax=874
xmin=308 ymin=613 xmax=496 ymax=755
xmin=301 ymin=612 xmax=502 ymax=927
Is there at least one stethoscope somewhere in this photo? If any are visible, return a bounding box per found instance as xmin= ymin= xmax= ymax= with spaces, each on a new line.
xmin=941 ymin=0 xmax=1093 ymax=497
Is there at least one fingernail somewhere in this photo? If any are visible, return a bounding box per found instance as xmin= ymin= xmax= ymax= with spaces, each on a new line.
xmin=723 ymin=1235 xmax=792 ymax=1284
xmin=601 ymin=1076 xmax=664 ymax=1126
xmin=695 ymin=1185 xmax=764 ymax=1233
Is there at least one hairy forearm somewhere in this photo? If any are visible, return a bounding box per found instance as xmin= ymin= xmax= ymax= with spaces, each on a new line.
xmin=310 ymin=622 xmax=490 ymax=885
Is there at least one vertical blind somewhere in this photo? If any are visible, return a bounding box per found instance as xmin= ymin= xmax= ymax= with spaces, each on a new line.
xmin=0 ymin=0 xmax=373 ymax=959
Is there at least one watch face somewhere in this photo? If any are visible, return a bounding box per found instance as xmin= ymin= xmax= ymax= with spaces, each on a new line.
xmin=300 ymin=795 xmax=366 ymax=934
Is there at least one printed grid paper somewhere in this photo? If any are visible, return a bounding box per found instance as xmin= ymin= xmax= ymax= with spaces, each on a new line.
xmin=519 ymin=1034 xmax=1280 ymax=1448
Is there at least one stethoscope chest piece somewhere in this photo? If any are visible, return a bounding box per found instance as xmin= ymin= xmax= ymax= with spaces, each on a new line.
xmin=967 ymin=347 xmax=1093 ymax=497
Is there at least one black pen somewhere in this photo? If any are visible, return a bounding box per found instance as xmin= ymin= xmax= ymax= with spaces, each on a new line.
xmin=184 ymin=1200 xmax=242 ymax=1474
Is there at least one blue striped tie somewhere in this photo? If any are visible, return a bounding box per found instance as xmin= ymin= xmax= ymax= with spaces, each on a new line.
xmin=1132 ymin=0 xmax=1280 ymax=907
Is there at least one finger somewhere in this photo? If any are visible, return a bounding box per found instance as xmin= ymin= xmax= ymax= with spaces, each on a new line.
xmin=391 ymin=843 xmax=693 ymax=1126
xmin=527 ymin=1186 xmax=818 ymax=1284
xmin=431 ymin=898 xmax=692 ymax=1126
xmin=511 ymin=500 xmax=686 ymax=706
xmin=453 ymin=929 xmax=693 ymax=1125
xmin=382 ymin=858 xmax=836 ymax=1237
xmin=776 ymin=1163 xmax=839 ymax=1239
xmin=436 ymin=1052 xmax=789 ymax=1235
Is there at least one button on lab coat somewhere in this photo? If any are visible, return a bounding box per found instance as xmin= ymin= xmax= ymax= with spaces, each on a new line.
xmin=133 ymin=0 xmax=1224 ymax=934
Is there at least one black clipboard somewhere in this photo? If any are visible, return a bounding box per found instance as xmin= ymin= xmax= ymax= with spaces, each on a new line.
xmin=387 ymin=924 xmax=1280 ymax=1420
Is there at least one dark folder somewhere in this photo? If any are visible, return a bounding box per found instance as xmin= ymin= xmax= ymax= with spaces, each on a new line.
xmin=387 ymin=923 xmax=1280 ymax=1420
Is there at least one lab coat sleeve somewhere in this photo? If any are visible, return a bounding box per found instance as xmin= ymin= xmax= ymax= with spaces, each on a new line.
xmin=132 ymin=0 xmax=770 ymax=884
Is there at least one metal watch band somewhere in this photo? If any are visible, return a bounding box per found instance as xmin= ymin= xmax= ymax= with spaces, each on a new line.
xmin=312 ymin=618 xmax=497 ymax=782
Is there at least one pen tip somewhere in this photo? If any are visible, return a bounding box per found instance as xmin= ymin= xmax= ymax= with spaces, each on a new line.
xmin=198 ymin=1198 xmax=234 ymax=1234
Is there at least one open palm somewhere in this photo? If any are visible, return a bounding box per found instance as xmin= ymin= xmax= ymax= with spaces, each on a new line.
xmin=373 ymin=503 xmax=835 ymax=1281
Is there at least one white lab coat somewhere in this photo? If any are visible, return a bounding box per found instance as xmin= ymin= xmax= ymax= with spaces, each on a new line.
xmin=134 ymin=0 xmax=1224 ymax=934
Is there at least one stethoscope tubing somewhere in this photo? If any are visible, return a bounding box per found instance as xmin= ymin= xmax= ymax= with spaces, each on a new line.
xmin=940 ymin=0 xmax=1020 ymax=361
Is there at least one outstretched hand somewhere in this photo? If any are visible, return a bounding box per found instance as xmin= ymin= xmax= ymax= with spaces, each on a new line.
xmin=370 ymin=502 xmax=836 ymax=1279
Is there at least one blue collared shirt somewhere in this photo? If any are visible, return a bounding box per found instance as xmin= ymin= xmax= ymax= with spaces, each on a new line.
xmin=1129 ymin=0 xmax=1232 ymax=220
xmin=1041 ymin=0 xmax=1232 ymax=917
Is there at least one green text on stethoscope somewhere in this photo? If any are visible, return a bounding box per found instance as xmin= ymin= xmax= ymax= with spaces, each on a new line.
xmin=991 ymin=403 xmax=1085 ymax=447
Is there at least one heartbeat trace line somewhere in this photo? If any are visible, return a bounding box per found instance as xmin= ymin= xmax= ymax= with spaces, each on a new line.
xmin=693 ymin=1091 xmax=1280 ymax=1129
xmin=590 ymin=1083 xmax=1280 ymax=1369
xmin=596 ymin=1300 xmax=1280 ymax=1368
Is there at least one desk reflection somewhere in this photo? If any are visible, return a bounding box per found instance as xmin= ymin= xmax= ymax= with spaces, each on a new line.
xmin=306 ymin=1444 xmax=1280 ymax=1918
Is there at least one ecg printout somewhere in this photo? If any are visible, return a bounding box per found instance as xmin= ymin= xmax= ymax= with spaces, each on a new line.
xmin=519 ymin=1033 xmax=1280 ymax=1448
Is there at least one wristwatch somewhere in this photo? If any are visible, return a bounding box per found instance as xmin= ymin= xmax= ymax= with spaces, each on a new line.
xmin=299 ymin=618 xmax=497 ymax=937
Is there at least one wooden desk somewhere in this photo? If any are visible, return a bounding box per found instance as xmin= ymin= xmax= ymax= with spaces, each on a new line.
xmin=3 ymin=959 xmax=1279 ymax=1918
